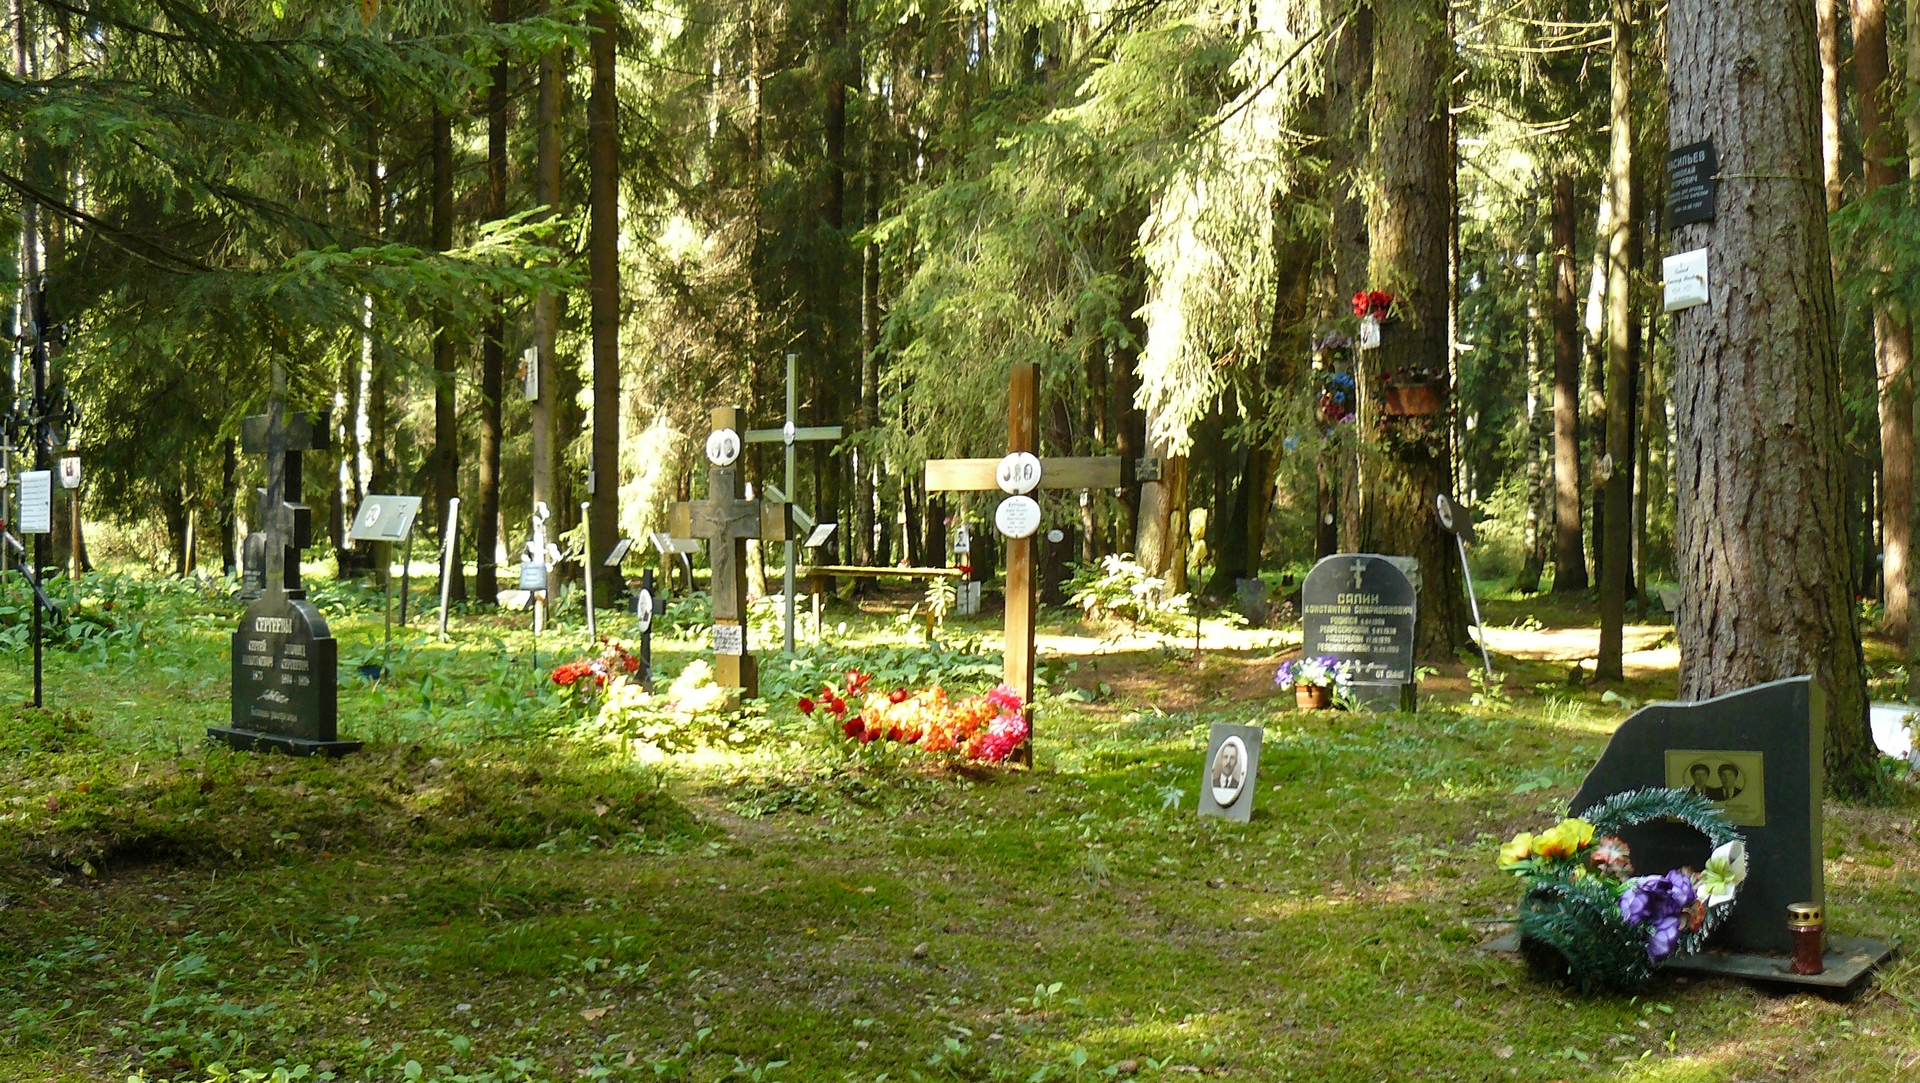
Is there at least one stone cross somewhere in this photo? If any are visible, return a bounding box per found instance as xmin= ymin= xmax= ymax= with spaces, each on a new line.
xmin=239 ymin=366 xmax=327 ymax=597
xmin=669 ymin=406 xmax=789 ymax=698
xmin=924 ymin=363 xmax=1121 ymax=763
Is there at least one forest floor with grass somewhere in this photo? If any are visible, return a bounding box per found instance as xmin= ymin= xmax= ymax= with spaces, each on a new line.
xmin=0 ymin=572 xmax=1914 ymax=1082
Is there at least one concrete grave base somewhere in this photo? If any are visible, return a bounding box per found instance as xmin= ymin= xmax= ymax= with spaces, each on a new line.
xmin=1480 ymin=930 xmax=1893 ymax=996
xmin=207 ymin=726 xmax=363 ymax=758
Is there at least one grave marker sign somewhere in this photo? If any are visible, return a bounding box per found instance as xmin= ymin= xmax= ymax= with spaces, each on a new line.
xmin=212 ymin=373 xmax=358 ymax=756
xmin=1300 ymin=553 xmax=1418 ymax=711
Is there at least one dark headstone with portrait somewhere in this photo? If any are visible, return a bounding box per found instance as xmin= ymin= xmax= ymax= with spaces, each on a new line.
xmin=1567 ymin=677 xmax=1821 ymax=955
xmin=1198 ymin=723 xmax=1263 ymax=823
xmin=1300 ymin=554 xmax=1418 ymax=711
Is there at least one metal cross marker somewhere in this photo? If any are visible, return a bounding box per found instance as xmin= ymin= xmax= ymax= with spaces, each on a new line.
xmin=240 ymin=365 xmax=329 ymax=600
xmin=669 ymin=406 xmax=790 ymax=697
xmin=924 ymin=362 xmax=1122 ymax=764
xmin=745 ymin=353 xmax=843 ymax=653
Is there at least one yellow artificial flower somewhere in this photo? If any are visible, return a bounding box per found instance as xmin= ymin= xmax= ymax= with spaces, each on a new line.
xmin=1533 ymin=818 xmax=1596 ymax=860
xmin=1497 ymin=832 xmax=1534 ymax=869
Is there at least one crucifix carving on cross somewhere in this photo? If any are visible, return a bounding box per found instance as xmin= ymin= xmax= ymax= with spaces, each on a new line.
xmin=240 ymin=365 xmax=328 ymax=599
xmin=924 ymin=363 xmax=1121 ymax=764
xmin=669 ymin=406 xmax=790 ymax=698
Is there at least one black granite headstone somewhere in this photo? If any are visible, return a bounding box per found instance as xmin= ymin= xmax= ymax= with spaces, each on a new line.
xmin=1300 ymin=554 xmax=1418 ymax=711
xmin=1567 ymin=677 xmax=1822 ymax=955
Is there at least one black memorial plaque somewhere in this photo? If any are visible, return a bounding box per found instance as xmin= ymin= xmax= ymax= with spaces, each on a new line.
xmin=1667 ymin=140 xmax=1718 ymax=228
xmin=1301 ymin=554 xmax=1418 ymax=711
xmin=1568 ymin=677 xmax=1821 ymax=954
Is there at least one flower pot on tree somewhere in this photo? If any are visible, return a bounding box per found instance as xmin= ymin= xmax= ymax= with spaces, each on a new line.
xmin=1383 ymin=382 xmax=1447 ymax=417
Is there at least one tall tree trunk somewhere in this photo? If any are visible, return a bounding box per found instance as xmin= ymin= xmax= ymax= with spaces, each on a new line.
xmin=588 ymin=0 xmax=621 ymax=598
xmin=431 ymin=109 xmax=466 ymax=602
xmin=1550 ymin=173 xmax=1588 ymax=591
xmin=1597 ymin=0 xmax=1638 ymax=680
xmin=1668 ymin=0 xmax=1872 ymax=793
xmin=1817 ymin=0 xmax=1843 ymax=212
xmin=476 ymin=2 xmax=509 ymax=605
xmin=1518 ymin=285 xmax=1546 ymax=594
xmin=857 ymin=139 xmax=881 ymax=568
xmin=531 ymin=32 xmax=565 ymax=551
xmin=219 ymin=436 xmax=238 ymax=574
xmin=1358 ymin=0 xmax=1468 ymax=659
xmin=1113 ymin=242 xmax=1148 ymax=547
xmin=1855 ymin=0 xmax=1914 ymax=648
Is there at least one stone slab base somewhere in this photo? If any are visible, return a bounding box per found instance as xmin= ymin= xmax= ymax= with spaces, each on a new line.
xmin=207 ymin=727 xmax=363 ymax=758
xmin=1480 ymin=930 xmax=1893 ymax=995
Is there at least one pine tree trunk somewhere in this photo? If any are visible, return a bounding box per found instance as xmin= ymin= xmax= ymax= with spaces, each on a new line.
xmin=219 ymin=437 xmax=238 ymax=574
xmin=1518 ymin=285 xmax=1545 ymax=594
xmin=531 ymin=30 xmax=564 ymax=547
xmin=1817 ymin=0 xmax=1842 ymax=211
xmin=476 ymin=1 xmax=509 ymax=605
xmin=1550 ymin=172 xmax=1588 ymax=591
xmin=1357 ymin=0 xmax=1467 ymax=660
xmin=431 ymin=108 xmax=466 ymax=602
xmin=587 ymin=0 xmax=621 ymax=599
xmin=857 ymin=137 xmax=881 ymax=569
xmin=1854 ymin=0 xmax=1914 ymax=649
xmin=1597 ymin=0 xmax=1638 ymax=680
xmin=1668 ymin=0 xmax=1873 ymax=793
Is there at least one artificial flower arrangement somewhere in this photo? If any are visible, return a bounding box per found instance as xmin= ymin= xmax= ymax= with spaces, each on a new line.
xmin=551 ymin=637 xmax=643 ymax=699
xmin=1352 ymin=290 xmax=1397 ymax=320
xmin=1497 ymin=788 xmax=1746 ymax=992
xmin=800 ymin=669 xmax=1029 ymax=763
xmin=1275 ymin=656 xmax=1354 ymax=710
xmin=1317 ymin=371 xmax=1356 ymax=425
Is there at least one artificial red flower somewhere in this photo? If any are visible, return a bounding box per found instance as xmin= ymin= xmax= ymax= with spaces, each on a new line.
xmin=829 ymin=697 xmax=848 ymax=716
xmin=798 ymin=696 xmax=815 ymax=714
xmin=889 ymin=689 xmax=909 ymax=704
xmin=1351 ymin=290 xmax=1370 ymax=317
xmin=843 ymin=716 xmax=864 ymax=739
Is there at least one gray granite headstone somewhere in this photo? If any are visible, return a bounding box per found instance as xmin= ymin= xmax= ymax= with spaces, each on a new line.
xmin=1300 ymin=554 xmax=1418 ymax=711
xmin=1567 ymin=677 xmax=1823 ymax=955
xmin=1198 ymin=723 xmax=1263 ymax=822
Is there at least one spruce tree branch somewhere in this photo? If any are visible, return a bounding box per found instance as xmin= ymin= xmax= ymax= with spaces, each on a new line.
xmin=0 ymin=168 xmax=213 ymax=273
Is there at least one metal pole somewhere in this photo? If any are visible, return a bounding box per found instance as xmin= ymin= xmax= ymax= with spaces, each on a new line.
xmin=783 ymin=352 xmax=797 ymax=654
xmin=581 ymin=500 xmax=596 ymax=640
xmin=437 ymin=496 xmax=459 ymax=640
xmin=1457 ymin=534 xmax=1494 ymax=676
xmin=382 ymin=539 xmax=393 ymax=673
xmin=400 ymin=532 xmax=412 ymax=626
xmin=30 ymin=286 xmax=46 ymax=709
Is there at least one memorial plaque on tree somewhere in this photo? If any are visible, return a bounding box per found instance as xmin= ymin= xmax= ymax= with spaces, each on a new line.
xmin=1300 ymin=554 xmax=1418 ymax=711
xmin=210 ymin=371 xmax=360 ymax=756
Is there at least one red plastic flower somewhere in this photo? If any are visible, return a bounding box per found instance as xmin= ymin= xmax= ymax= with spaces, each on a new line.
xmin=1351 ymin=290 xmax=1371 ymax=317
xmin=843 ymin=716 xmax=864 ymax=739
xmin=828 ymin=697 xmax=848 ymax=716
xmin=798 ymin=696 xmax=816 ymax=715
xmin=889 ymin=688 xmax=909 ymax=704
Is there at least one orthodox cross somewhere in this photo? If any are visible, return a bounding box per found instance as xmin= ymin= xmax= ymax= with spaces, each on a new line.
xmin=744 ymin=353 xmax=842 ymax=653
xmin=669 ymin=406 xmax=789 ymax=698
xmin=924 ymin=362 xmax=1121 ymax=764
xmin=1350 ymin=559 xmax=1366 ymax=592
xmin=240 ymin=365 xmax=328 ymax=598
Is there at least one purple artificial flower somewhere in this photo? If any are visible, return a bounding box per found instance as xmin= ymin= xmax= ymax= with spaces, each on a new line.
xmin=1619 ymin=869 xmax=1699 ymax=961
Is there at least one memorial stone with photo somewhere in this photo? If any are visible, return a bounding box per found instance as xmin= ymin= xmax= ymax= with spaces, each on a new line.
xmin=1300 ymin=554 xmax=1418 ymax=710
xmin=1198 ymin=722 xmax=1263 ymax=822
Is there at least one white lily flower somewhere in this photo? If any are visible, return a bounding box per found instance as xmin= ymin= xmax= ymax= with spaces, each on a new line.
xmin=1698 ymin=839 xmax=1748 ymax=907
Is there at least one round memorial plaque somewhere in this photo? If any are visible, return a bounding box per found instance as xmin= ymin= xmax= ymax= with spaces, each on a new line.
xmin=1210 ymin=736 xmax=1248 ymax=808
xmin=996 ymin=452 xmax=1043 ymax=495
xmin=635 ymin=588 xmax=655 ymax=632
xmin=705 ymin=428 xmax=742 ymax=467
xmin=995 ymin=495 xmax=1042 ymax=539
xmin=1046 ymin=528 xmax=1065 ymax=544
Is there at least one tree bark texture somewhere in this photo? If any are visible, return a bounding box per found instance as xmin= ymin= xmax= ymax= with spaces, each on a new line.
xmin=1597 ymin=0 xmax=1637 ymax=679
xmin=1854 ymin=0 xmax=1914 ymax=648
xmin=1357 ymin=0 xmax=1468 ymax=659
xmin=588 ymin=0 xmax=621 ymax=598
xmin=1550 ymin=172 xmax=1588 ymax=591
xmin=430 ymin=109 xmax=465 ymax=602
xmin=1667 ymin=0 xmax=1872 ymax=791
xmin=476 ymin=0 xmax=509 ymax=605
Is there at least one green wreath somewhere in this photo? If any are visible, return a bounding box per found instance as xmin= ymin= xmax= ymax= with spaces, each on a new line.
xmin=1503 ymin=788 xmax=1745 ymax=994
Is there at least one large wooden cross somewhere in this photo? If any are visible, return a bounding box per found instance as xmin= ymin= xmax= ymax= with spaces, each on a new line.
xmin=669 ymin=406 xmax=789 ymax=698
xmin=240 ymin=365 xmax=328 ymax=599
xmin=924 ymin=362 xmax=1121 ymax=762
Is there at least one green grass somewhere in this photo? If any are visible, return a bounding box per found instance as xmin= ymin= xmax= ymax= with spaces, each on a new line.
xmin=0 ymin=572 xmax=1912 ymax=1081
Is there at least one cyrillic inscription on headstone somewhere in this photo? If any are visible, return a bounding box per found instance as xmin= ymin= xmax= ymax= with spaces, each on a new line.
xmin=1300 ymin=554 xmax=1418 ymax=710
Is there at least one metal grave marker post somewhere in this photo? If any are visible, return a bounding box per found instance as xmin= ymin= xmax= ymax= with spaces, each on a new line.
xmin=744 ymin=353 xmax=843 ymax=653
xmin=635 ymin=568 xmax=656 ymax=691
xmin=1435 ymin=492 xmax=1493 ymax=676
xmin=212 ymin=367 xmax=358 ymax=756
xmin=669 ymin=406 xmax=790 ymax=698
xmin=347 ymin=493 xmax=421 ymax=677
xmin=923 ymin=363 xmax=1122 ymax=762
xmin=437 ymin=497 xmax=460 ymax=641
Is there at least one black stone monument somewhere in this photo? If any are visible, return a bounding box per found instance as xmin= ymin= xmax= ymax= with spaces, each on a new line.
xmin=1568 ymin=677 xmax=1821 ymax=955
xmin=210 ymin=371 xmax=359 ymax=756
xmin=1300 ymin=554 xmax=1418 ymax=711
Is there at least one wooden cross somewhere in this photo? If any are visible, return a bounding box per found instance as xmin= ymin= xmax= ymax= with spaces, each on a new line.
xmin=240 ymin=365 xmax=328 ymax=599
xmin=924 ymin=362 xmax=1121 ymax=763
xmin=669 ymin=406 xmax=789 ymax=698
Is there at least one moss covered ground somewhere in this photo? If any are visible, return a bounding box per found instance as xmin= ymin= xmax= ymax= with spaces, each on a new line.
xmin=0 ymin=572 xmax=1914 ymax=1081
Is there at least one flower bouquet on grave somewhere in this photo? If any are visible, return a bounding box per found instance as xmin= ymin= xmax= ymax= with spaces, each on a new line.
xmin=1496 ymin=788 xmax=1746 ymax=993
xmin=1274 ymin=656 xmax=1353 ymax=711
xmin=801 ymin=671 xmax=1029 ymax=763
xmin=551 ymin=637 xmax=643 ymax=704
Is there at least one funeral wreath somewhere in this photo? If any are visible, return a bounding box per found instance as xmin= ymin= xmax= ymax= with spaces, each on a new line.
xmin=1496 ymin=787 xmax=1746 ymax=992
